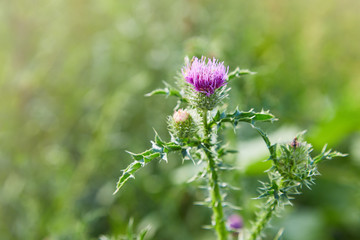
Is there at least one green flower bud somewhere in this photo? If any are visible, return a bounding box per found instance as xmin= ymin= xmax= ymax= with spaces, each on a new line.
xmin=275 ymin=136 xmax=313 ymax=182
xmin=168 ymin=109 xmax=196 ymax=139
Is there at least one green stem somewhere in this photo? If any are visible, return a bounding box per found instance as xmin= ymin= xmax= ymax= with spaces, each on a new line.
xmin=249 ymin=198 xmax=277 ymax=240
xmin=203 ymin=109 xmax=209 ymax=140
xmin=202 ymin=109 xmax=228 ymax=240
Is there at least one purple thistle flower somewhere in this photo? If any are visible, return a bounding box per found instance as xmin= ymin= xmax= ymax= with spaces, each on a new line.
xmin=182 ymin=56 xmax=229 ymax=97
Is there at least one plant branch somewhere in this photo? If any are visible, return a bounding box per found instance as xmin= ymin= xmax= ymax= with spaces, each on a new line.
xmin=249 ymin=198 xmax=277 ymax=240
xmin=203 ymin=109 xmax=228 ymax=240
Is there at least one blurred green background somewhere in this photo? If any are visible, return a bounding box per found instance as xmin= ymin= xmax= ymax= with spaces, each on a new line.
xmin=1 ymin=0 xmax=359 ymax=239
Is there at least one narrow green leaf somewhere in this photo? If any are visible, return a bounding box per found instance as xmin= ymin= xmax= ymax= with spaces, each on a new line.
xmin=145 ymin=85 xmax=188 ymax=102
xmin=137 ymin=227 xmax=149 ymax=240
xmin=273 ymin=228 xmax=285 ymax=240
xmin=165 ymin=142 xmax=182 ymax=151
xmin=144 ymin=88 xmax=167 ymax=97
xmin=127 ymin=218 xmax=134 ymax=240
xmin=222 ymin=202 xmax=242 ymax=210
xmin=227 ymin=67 xmax=256 ymax=81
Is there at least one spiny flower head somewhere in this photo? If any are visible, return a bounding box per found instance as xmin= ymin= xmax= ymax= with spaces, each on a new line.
xmin=168 ymin=109 xmax=197 ymax=140
xmin=182 ymin=56 xmax=229 ymax=97
xmin=274 ymin=134 xmax=315 ymax=186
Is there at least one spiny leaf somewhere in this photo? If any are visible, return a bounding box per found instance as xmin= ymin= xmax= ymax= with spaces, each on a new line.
xmin=209 ymin=108 xmax=277 ymax=128
xmin=181 ymin=147 xmax=195 ymax=164
xmin=151 ymin=141 xmax=164 ymax=153
xmin=114 ymin=161 xmax=143 ymax=194
xmin=114 ymin=139 xmax=182 ymax=194
xmin=154 ymin=129 xmax=165 ymax=146
xmin=313 ymin=145 xmax=347 ymax=164
xmin=255 ymin=191 xmax=271 ymax=199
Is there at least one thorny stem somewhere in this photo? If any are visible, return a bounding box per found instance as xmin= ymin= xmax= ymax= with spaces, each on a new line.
xmin=249 ymin=198 xmax=278 ymax=240
xmin=202 ymin=109 xmax=228 ymax=240
xmin=203 ymin=109 xmax=209 ymax=139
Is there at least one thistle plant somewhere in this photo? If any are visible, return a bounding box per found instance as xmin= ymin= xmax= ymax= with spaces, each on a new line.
xmin=114 ymin=56 xmax=346 ymax=240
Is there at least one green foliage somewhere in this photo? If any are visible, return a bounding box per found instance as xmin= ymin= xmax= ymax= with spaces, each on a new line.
xmin=117 ymin=60 xmax=348 ymax=240
xmin=115 ymin=69 xmax=281 ymax=239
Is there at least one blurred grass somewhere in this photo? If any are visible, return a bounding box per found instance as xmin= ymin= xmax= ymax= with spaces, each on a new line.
xmin=0 ymin=0 xmax=359 ymax=239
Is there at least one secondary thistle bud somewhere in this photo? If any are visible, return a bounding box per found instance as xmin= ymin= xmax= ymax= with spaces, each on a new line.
xmin=275 ymin=134 xmax=313 ymax=182
xmin=168 ymin=109 xmax=196 ymax=139
xmin=182 ymin=56 xmax=229 ymax=110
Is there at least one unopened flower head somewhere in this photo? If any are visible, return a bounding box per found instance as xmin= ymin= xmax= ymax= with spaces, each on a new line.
xmin=169 ymin=109 xmax=196 ymax=140
xmin=182 ymin=56 xmax=229 ymax=97
xmin=275 ymin=134 xmax=314 ymax=182
xmin=173 ymin=109 xmax=190 ymax=123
